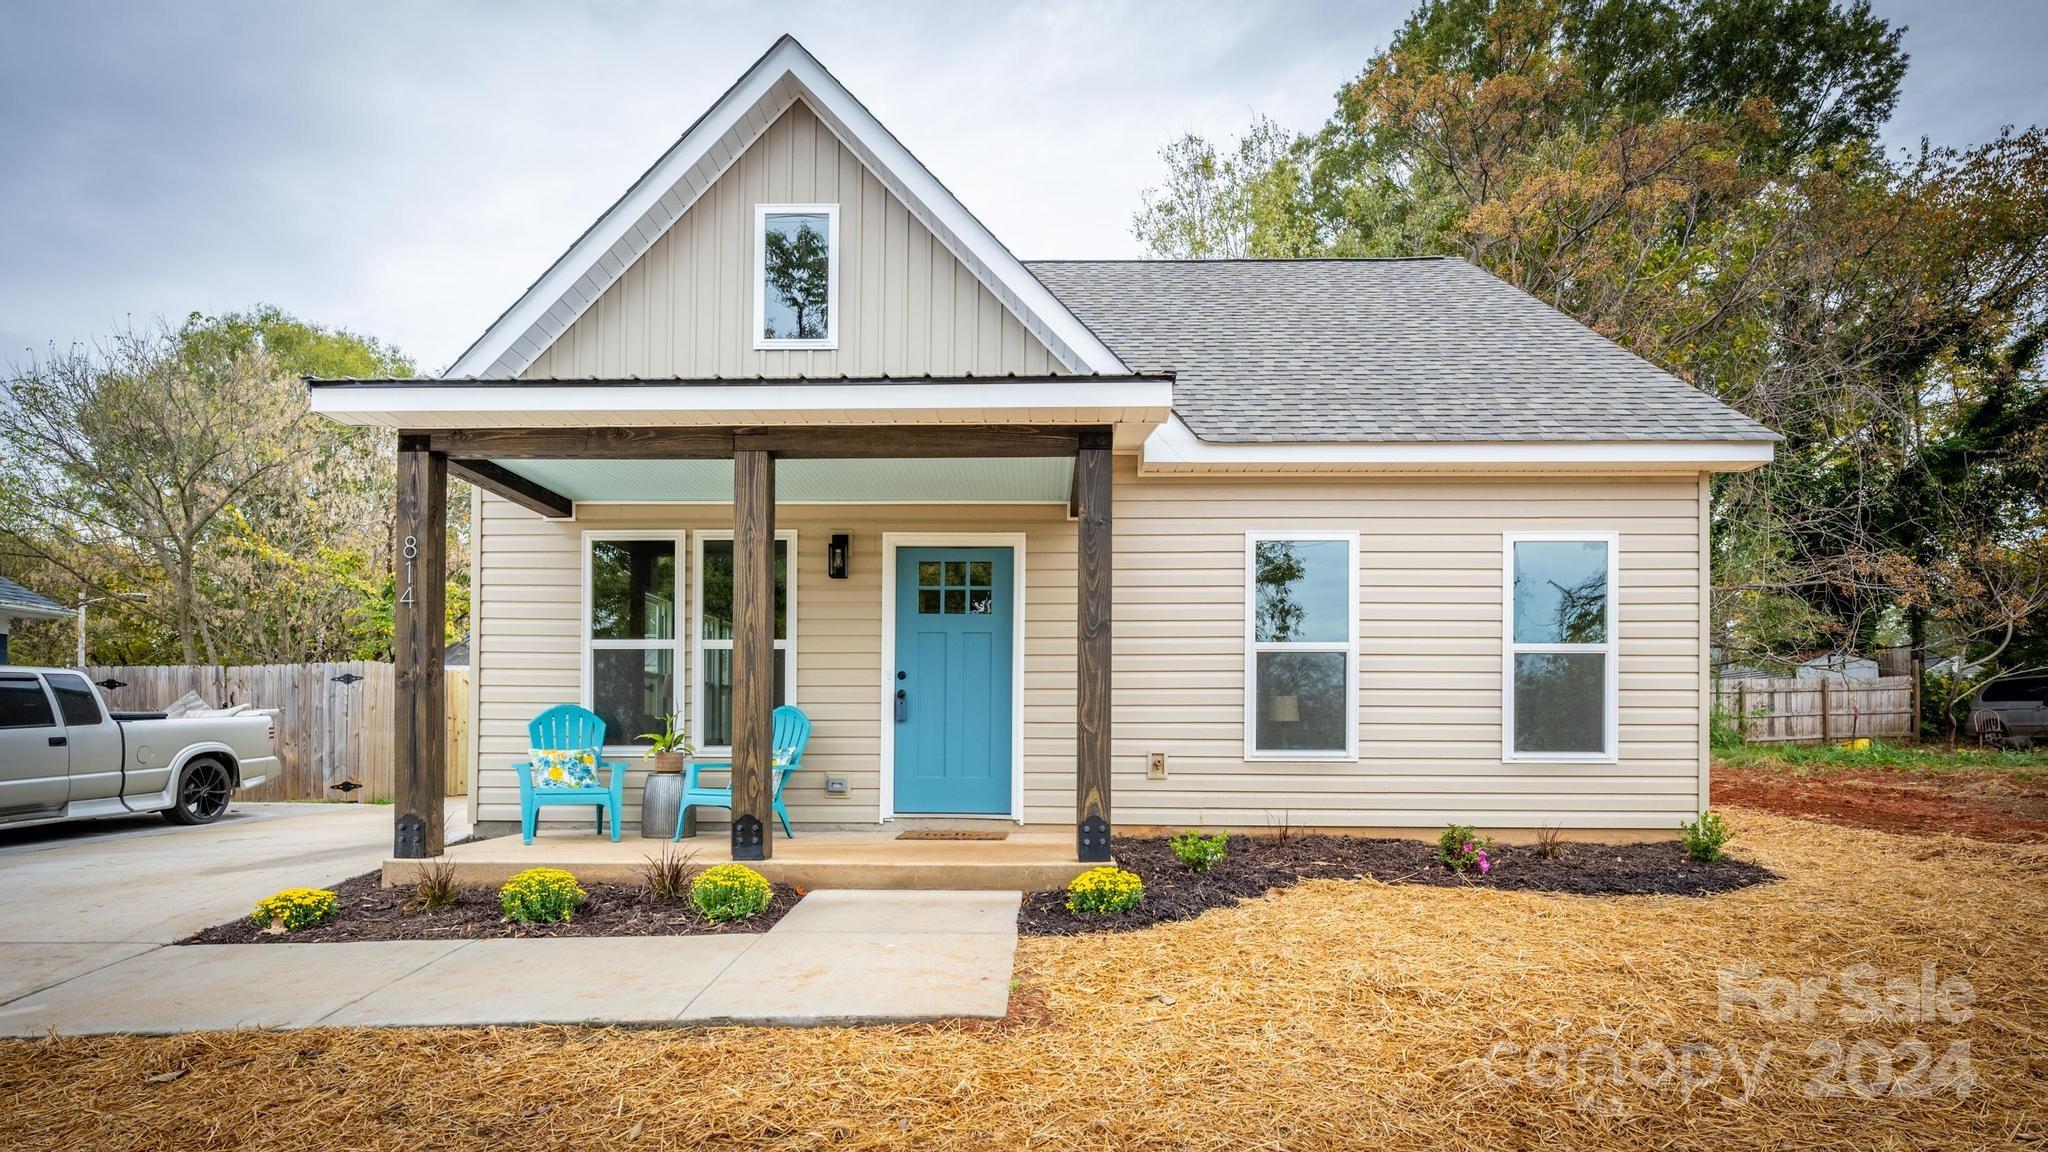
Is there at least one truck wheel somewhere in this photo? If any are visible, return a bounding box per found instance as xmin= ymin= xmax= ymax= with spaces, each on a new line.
xmin=164 ymin=758 xmax=233 ymax=825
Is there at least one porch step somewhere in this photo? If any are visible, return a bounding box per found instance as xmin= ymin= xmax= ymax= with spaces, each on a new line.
xmin=382 ymin=828 xmax=1098 ymax=892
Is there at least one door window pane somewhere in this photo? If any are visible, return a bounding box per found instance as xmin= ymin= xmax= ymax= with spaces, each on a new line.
xmin=1513 ymin=653 xmax=1606 ymax=754
xmin=1254 ymin=651 xmax=1348 ymax=752
xmin=700 ymin=540 xmax=788 ymax=640
xmin=761 ymin=211 xmax=831 ymax=341
xmin=699 ymin=649 xmax=789 ymax=748
xmin=1513 ymin=540 xmax=1609 ymax=644
xmin=591 ymin=649 xmax=674 ymax=747
xmin=590 ymin=541 xmax=675 ymax=641
xmin=0 ymin=679 xmax=54 ymax=729
xmin=1254 ymin=540 xmax=1351 ymax=643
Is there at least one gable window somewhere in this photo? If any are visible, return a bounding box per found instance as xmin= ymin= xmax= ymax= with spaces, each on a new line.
xmin=583 ymin=534 xmax=682 ymax=751
xmin=1504 ymin=533 xmax=1618 ymax=761
xmin=1245 ymin=533 xmax=1358 ymax=759
xmin=755 ymin=204 xmax=838 ymax=348
xmin=694 ymin=531 xmax=795 ymax=751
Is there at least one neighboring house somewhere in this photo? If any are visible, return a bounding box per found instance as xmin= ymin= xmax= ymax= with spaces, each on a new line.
xmin=1720 ymin=650 xmax=1882 ymax=681
xmin=0 ymin=577 xmax=73 ymax=666
xmin=310 ymin=37 xmax=1776 ymax=860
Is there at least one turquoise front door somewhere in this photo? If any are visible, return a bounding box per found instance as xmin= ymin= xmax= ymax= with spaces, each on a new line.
xmin=893 ymin=547 xmax=1014 ymax=814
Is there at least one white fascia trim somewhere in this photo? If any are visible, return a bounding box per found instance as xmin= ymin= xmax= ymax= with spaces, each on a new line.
xmin=445 ymin=37 xmax=1124 ymax=380
xmin=310 ymin=378 xmax=1174 ymax=423
xmin=0 ymin=603 xmax=74 ymax=622
xmin=1142 ymin=416 xmax=1776 ymax=473
xmin=446 ymin=53 xmax=794 ymax=379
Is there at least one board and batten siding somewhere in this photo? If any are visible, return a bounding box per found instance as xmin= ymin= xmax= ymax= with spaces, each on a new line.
xmin=519 ymin=100 xmax=1062 ymax=381
xmin=469 ymin=459 xmax=1709 ymax=833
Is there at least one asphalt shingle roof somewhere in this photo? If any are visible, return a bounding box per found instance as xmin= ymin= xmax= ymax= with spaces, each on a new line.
xmin=0 ymin=576 xmax=72 ymax=618
xmin=1026 ymin=257 xmax=1778 ymax=443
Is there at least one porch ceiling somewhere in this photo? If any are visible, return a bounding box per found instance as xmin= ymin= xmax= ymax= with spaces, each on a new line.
xmin=499 ymin=456 xmax=1075 ymax=502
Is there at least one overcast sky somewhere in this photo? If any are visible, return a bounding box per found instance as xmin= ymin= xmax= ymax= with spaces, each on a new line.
xmin=2 ymin=0 xmax=2042 ymax=374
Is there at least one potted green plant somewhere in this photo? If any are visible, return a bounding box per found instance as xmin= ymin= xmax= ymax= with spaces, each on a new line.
xmin=637 ymin=714 xmax=693 ymax=774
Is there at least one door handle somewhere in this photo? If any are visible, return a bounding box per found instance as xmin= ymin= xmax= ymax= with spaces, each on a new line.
xmin=894 ymin=689 xmax=908 ymax=722
xmin=48 ymin=736 xmax=67 ymax=747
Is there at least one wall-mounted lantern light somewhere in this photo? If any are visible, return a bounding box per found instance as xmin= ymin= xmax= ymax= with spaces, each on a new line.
xmin=827 ymin=532 xmax=850 ymax=580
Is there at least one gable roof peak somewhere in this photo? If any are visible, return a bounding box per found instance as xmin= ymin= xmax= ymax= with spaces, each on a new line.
xmin=446 ymin=36 xmax=1125 ymax=379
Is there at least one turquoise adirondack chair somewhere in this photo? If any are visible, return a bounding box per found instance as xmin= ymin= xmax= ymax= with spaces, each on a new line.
xmin=514 ymin=704 xmax=629 ymax=844
xmin=677 ymin=706 xmax=811 ymax=839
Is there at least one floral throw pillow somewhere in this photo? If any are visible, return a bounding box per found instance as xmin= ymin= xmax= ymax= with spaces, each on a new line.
xmin=530 ymin=748 xmax=600 ymax=790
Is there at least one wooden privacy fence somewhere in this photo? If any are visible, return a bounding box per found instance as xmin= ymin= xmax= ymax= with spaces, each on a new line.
xmin=84 ymin=662 xmax=471 ymax=803
xmin=1715 ymin=675 xmax=1917 ymax=744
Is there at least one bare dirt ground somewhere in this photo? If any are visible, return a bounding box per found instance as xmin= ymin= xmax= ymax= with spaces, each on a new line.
xmin=1714 ymin=764 xmax=2048 ymax=842
xmin=2 ymin=808 xmax=2042 ymax=1151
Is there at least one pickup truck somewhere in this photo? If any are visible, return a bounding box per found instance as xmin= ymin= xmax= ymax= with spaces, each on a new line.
xmin=0 ymin=667 xmax=279 ymax=829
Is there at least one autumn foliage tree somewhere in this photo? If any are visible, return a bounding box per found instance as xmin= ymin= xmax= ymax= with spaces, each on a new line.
xmin=1134 ymin=0 xmax=2048 ymax=725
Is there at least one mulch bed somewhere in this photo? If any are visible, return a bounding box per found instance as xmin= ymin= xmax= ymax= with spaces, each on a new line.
xmin=1019 ymin=833 xmax=1776 ymax=936
xmin=1713 ymin=764 xmax=2048 ymax=842
xmin=179 ymin=870 xmax=801 ymax=944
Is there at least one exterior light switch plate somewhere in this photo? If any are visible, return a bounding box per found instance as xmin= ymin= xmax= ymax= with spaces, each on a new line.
xmin=825 ymin=776 xmax=849 ymax=796
xmin=1147 ymin=752 xmax=1167 ymax=780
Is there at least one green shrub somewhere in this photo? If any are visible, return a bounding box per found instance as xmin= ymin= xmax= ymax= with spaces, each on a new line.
xmin=252 ymin=887 xmax=337 ymax=932
xmin=1167 ymin=830 xmax=1230 ymax=872
xmin=1065 ymin=866 xmax=1145 ymax=915
xmin=1680 ymin=811 xmax=1733 ymax=862
xmin=691 ymin=864 xmax=772 ymax=922
xmin=499 ymin=867 xmax=586 ymax=923
xmin=1438 ymin=824 xmax=1495 ymax=874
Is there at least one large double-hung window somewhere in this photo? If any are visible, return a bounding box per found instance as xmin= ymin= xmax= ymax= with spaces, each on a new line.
xmin=693 ymin=532 xmax=795 ymax=752
xmin=1245 ymin=533 xmax=1358 ymax=760
xmin=1504 ymin=533 xmax=1618 ymax=761
xmin=583 ymin=534 xmax=682 ymax=750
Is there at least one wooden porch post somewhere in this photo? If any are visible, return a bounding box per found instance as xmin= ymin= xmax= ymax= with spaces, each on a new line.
xmin=393 ymin=434 xmax=447 ymax=858
xmin=731 ymin=449 xmax=776 ymax=860
xmin=1075 ymin=427 xmax=1113 ymax=861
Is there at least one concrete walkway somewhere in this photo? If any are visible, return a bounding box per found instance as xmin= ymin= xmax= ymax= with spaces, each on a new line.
xmin=0 ymin=890 xmax=1019 ymax=1036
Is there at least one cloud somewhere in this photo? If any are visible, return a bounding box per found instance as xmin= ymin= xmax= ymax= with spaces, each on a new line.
xmin=0 ymin=0 xmax=2034 ymax=371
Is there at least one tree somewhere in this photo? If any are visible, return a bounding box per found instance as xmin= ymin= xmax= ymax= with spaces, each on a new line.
xmin=763 ymin=222 xmax=831 ymax=339
xmin=1132 ymin=0 xmax=2048 ymax=717
xmin=0 ymin=306 xmax=465 ymax=667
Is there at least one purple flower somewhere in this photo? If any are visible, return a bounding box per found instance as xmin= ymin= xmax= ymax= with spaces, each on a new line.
xmin=1476 ymin=849 xmax=1491 ymax=875
xmin=1462 ymin=842 xmax=1474 ymax=854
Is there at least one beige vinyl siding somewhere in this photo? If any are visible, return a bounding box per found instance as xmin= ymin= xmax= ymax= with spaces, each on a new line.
xmin=469 ymin=459 xmax=1708 ymax=834
xmin=519 ymin=100 xmax=1061 ymax=380
xmin=1110 ymin=461 xmax=1707 ymax=830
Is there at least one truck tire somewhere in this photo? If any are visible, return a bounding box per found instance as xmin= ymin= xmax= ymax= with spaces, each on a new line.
xmin=163 ymin=757 xmax=233 ymax=825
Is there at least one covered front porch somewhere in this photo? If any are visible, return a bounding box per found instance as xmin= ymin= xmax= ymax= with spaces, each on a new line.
xmin=383 ymin=825 xmax=1093 ymax=891
xmin=309 ymin=374 xmax=1172 ymax=876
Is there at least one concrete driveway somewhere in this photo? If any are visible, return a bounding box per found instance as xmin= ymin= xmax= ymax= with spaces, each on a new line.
xmin=0 ymin=801 xmax=465 ymax=1008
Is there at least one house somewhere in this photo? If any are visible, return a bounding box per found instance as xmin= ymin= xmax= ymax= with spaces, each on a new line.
xmin=0 ymin=577 xmax=73 ymax=666
xmin=1719 ymin=649 xmax=1881 ymax=681
xmin=309 ymin=37 xmax=1776 ymax=866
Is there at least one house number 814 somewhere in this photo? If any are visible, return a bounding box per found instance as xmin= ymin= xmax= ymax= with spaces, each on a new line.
xmin=400 ymin=535 xmax=417 ymax=606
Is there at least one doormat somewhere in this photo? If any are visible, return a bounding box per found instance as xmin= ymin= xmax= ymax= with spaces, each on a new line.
xmin=896 ymin=830 xmax=1009 ymax=841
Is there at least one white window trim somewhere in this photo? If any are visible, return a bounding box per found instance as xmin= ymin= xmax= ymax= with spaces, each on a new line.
xmin=691 ymin=529 xmax=798 ymax=755
xmin=580 ymin=530 xmax=686 ymax=755
xmin=753 ymin=203 xmax=839 ymax=350
xmin=877 ymin=532 xmax=1028 ymax=823
xmin=1502 ymin=531 xmax=1621 ymax=764
xmin=1243 ymin=531 xmax=1360 ymax=762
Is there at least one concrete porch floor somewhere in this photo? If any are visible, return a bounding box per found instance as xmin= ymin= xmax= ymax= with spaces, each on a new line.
xmin=385 ymin=826 xmax=1097 ymax=891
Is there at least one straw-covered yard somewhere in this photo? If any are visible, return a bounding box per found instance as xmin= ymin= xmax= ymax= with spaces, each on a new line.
xmin=1 ymin=808 xmax=2042 ymax=1151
